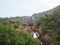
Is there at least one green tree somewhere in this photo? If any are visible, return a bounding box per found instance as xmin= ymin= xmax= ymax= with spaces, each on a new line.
xmin=0 ymin=23 xmax=40 ymax=45
xmin=15 ymin=31 xmax=39 ymax=45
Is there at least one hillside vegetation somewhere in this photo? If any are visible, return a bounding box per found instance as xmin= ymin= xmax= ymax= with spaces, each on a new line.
xmin=0 ymin=5 xmax=60 ymax=45
xmin=36 ymin=8 xmax=60 ymax=45
xmin=0 ymin=18 xmax=40 ymax=45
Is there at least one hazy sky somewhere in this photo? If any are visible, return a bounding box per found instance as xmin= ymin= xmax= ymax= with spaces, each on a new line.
xmin=0 ymin=0 xmax=60 ymax=17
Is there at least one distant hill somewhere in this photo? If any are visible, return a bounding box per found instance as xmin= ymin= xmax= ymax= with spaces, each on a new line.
xmin=9 ymin=16 xmax=35 ymax=24
xmin=9 ymin=16 xmax=23 ymax=22
xmin=32 ymin=5 xmax=60 ymax=19
xmin=9 ymin=5 xmax=60 ymax=23
xmin=21 ymin=16 xmax=35 ymax=24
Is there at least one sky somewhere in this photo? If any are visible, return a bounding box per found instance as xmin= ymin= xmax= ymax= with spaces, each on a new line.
xmin=0 ymin=0 xmax=60 ymax=17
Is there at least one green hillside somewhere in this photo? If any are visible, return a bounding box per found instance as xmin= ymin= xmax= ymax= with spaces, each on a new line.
xmin=32 ymin=5 xmax=60 ymax=19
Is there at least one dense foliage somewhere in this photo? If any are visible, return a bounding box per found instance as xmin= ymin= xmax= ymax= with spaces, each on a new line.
xmin=0 ymin=18 xmax=39 ymax=45
xmin=36 ymin=10 xmax=60 ymax=44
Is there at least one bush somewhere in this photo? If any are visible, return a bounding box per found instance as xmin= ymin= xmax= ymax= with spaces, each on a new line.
xmin=0 ymin=24 xmax=40 ymax=45
xmin=15 ymin=31 xmax=39 ymax=45
xmin=42 ymin=26 xmax=48 ymax=34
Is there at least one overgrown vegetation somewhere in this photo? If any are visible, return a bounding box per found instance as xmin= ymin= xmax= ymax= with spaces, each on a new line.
xmin=0 ymin=18 xmax=39 ymax=45
xmin=36 ymin=10 xmax=60 ymax=45
xmin=0 ymin=6 xmax=60 ymax=45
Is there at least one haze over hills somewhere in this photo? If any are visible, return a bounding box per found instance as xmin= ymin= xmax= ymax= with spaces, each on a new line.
xmin=32 ymin=5 xmax=60 ymax=19
xmin=9 ymin=5 xmax=60 ymax=22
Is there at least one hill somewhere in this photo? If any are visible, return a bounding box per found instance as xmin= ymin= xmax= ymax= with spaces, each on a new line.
xmin=32 ymin=5 xmax=60 ymax=19
xmin=8 ymin=5 xmax=60 ymax=23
